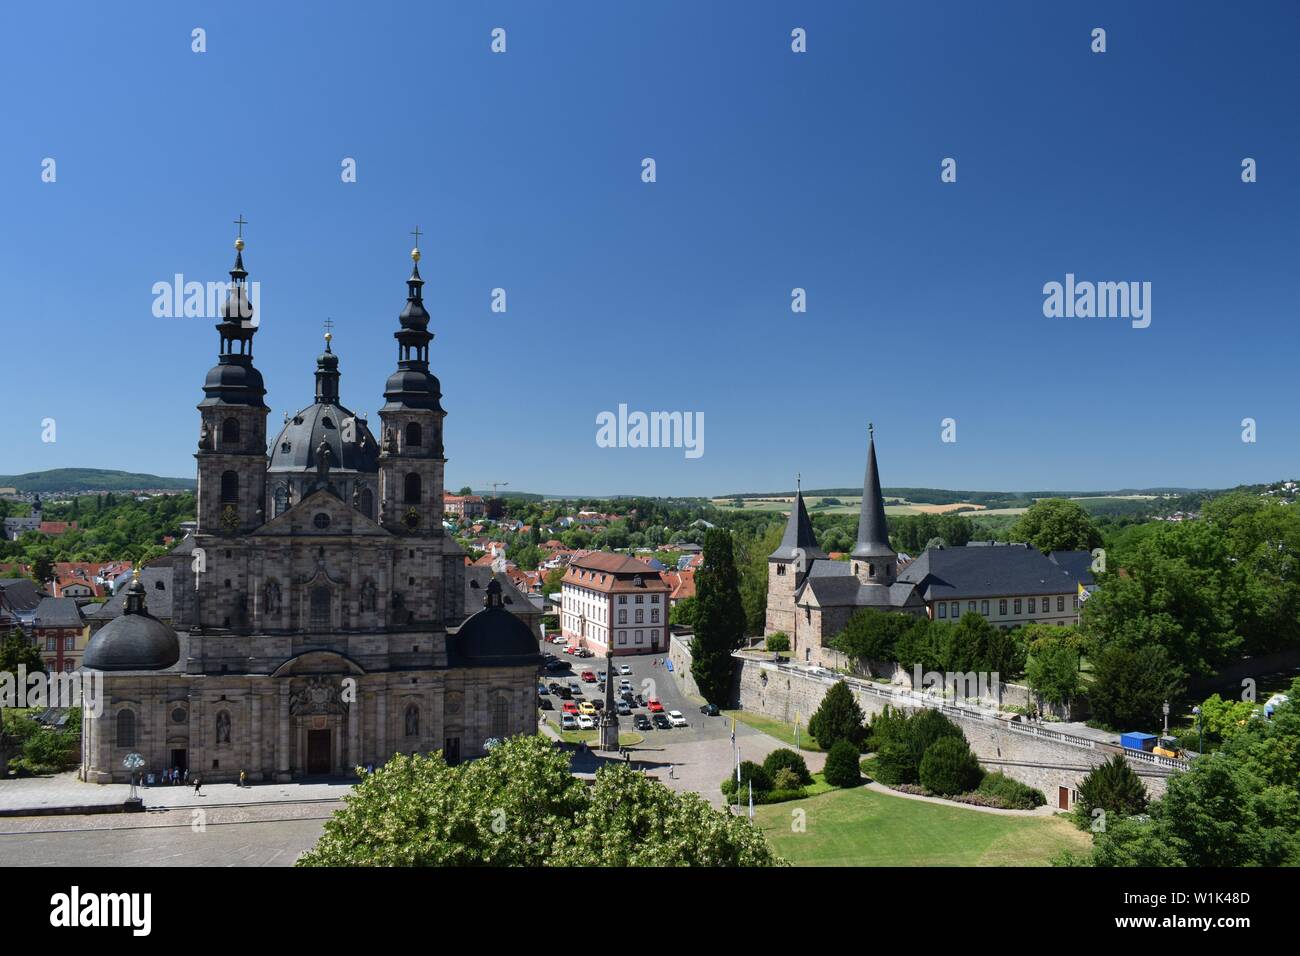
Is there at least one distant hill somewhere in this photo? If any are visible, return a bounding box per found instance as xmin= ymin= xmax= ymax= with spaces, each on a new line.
xmin=717 ymin=487 xmax=1204 ymax=507
xmin=0 ymin=469 xmax=196 ymax=494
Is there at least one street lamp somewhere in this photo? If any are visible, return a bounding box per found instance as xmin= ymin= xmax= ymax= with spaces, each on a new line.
xmin=1192 ymin=705 xmax=1203 ymax=754
xmin=1162 ymin=699 xmax=1170 ymax=737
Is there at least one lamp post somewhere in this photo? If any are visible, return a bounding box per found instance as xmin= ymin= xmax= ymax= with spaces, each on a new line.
xmin=1162 ymin=699 xmax=1170 ymax=737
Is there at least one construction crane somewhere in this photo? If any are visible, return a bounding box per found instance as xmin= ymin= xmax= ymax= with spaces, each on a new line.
xmin=483 ymin=482 xmax=510 ymax=499
xmin=481 ymin=482 xmax=509 ymax=519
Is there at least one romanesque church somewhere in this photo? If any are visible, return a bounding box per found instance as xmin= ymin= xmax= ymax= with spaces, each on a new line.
xmin=80 ymin=233 xmax=541 ymax=783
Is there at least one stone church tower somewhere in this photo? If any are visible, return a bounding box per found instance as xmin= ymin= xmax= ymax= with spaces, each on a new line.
xmin=764 ymin=478 xmax=824 ymax=638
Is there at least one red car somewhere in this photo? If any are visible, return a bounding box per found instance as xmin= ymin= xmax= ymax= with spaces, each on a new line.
xmin=564 ymin=646 xmax=576 ymax=655
xmin=580 ymin=671 xmax=596 ymax=682
xmin=648 ymin=698 xmax=664 ymax=713
xmin=562 ymin=701 xmax=579 ymax=714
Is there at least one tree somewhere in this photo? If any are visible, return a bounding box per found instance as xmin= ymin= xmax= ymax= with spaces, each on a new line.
xmin=918 ymin=736 xmax=983 ymax=796
xmin=690 ymin=529 xmax=746 ymax=706
xmin=1009 ymin=499 xmax=1102 ymax=553
xmin=457 ymin=486 xmax=473 ymax=496
xmin=542 ymin=567 xmax=565 ymax=595
xmin=1087 ymin=644 xmax=1183 ymax=730
xmin=807 ymin=681 xmax=866 ymax=750
xmin=669 ymin=596 xmax=698 ymax=629
xmin=1195 ymin=693 xmax=1255 ymax=743
xmin=765 ymin=632 xmax=789 ymax=653
xmin=299 ymin=735 xmax=781 ymax=867
xmin=831 ymin=608 xmax=922 ymax=664
xmin=1025 ymin=636 xmax=1082 ymax=707
xmin=720 ymin=760 xmax=773 ymax=797
xmin=823 ymin=740 xmax=862 ymax=787
xmin=1074 ymin=755 xmax=1148 ymax=828
xmin=32 ymin=552 xmax=54 ymax=586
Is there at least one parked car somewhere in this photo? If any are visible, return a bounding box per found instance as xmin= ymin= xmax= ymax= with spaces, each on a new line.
xmin=633 ymin=695 xmax=646 ymax=708
xmin=616 ymin=701 xmax=632 ymax=716
xmin=545 ymin=660 xmax=567 ymax=673
xmin=647 ymin=698 xmax=664 ymax=713
xmin=619 ymin=664 xmax=632 ymax=676
xmin=591 ymin=699 xmax=604 ymax=711
xmin=581 ymin=671 xmax=596 ymax=682
xmin=652 ymin=713 xmax=672 ymax=730
xmin=700 ymin=703 xmax=719 ymax=716
xmin=577 ymin=714 xmax=596 ymax=730
xmin=538 ymin=696 xmax=553 ymax=710
xmin=597 ymin=671 xmax=607 ymax=682
xmin=579 ymin=701 xmax=596 ymax=716
xmin=668 ymin=710 xmax=687 ymax=727
xmin=568 ymin=681 xmax=582 ymax=694
xmin=560 ymin=714 xmax=578 ymax=731
xmin=537 ymin=684 xmax=550 ymax=695
xmin=633 ymin=714 xmax=652 ymax=731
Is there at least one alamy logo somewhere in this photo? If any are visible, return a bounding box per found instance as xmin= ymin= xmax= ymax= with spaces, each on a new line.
xmin=595 ymin=404 xmax=704 ymax=459
xmin=913 ymin=665 xmax=1000 ymax=703
xmin=49 ymin=886 xmax=151 ymax=936
xmin=151 ymin=275 xmax=260 ymax=324
xmin=1 ymin=666 xmax=103 ymax=716
xmin=1042 ymin=273 xmax=1150 ymax=328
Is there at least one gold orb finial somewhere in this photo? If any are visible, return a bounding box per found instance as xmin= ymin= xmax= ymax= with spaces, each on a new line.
xmin=235 ymin=237 xmax=245 ymax=251
xmin=411 ymin=247 xmax=421 ymax=262
xmin=324 ymin=331 xmax=332 ymax=343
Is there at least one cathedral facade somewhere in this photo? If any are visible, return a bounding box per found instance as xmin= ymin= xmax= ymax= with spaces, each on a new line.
xmin=80 ymin=234 xmax=541 ymax=783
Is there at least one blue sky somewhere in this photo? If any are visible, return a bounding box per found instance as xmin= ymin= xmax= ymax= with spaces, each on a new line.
xmin=3 ymin=1 xmax=1297 ymax=496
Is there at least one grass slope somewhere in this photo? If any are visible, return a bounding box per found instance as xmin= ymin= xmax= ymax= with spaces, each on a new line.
xmin=754 ymin=786 xmax=1090 ymax=866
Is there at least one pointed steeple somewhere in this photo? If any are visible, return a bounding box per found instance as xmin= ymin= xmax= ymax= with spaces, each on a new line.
xmin=852 ymin=423 xmax=894 ymax=560
xmin=770 ymin=473 xmax=826 ymax=561
xmin=382 ymin=234 xmax=445 ymax=414
xmin=201 ymin=222 xmax=266 ymax=409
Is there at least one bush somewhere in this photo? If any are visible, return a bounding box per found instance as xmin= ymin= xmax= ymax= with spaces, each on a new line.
xmin=918 ymin=737 xmax=982 ymax=796
xmin=762 ymin=748 xmax=813 ymax=786
xmin=823 ymin=740 xmax=863 ymax=788
xmin=976 ymin=772 xmax=1046 ymax=809
xmin=871 ymin=740 xmax=917 ymax=785
xmin=807 ymin=682 xmax=866 ymax=751
xmin=868 ymin=706 xmax=964 ymax=785
xmin=720 ymin=760 xmax=773 ymax=797
xmin=765 ymin=632 xmax=790 ymax=653
xmin=1074 ymin=755 xmax=1148 ymax=828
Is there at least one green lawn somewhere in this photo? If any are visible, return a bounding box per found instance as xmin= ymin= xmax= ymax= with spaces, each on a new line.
xmin=723 ymin=710 xmax=824 ymax=752
xmin=754 ymin=787 xmax=1091 ymax=866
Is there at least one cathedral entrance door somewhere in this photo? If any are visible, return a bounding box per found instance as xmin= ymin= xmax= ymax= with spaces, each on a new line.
xmin=444 ymin=737 xmax=460 ymax=765
xmin=171 ymin=749 xmax=188 ymax=773
xmin=307 ymin=730 xmax=331 ymax=775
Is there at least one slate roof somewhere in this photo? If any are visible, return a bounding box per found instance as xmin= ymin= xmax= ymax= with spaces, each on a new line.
xmin=84 ymin=566 xmax=173 ymax=622
xmin=770 ymin=492 xmax=826 ymax=561
xmin=0 ymin=579 xmax=44 ymax=613
xmin=897 ymin=544 xmax=1092 ymax=601
xmin=33 ymin=596 xmax=85 ymax=629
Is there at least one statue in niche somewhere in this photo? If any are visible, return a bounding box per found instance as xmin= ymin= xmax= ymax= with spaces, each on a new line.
xmin=360 ymin=579 xmax=376 ymax=613
xmin=215 ymin=710 xmax=231 ymax=744
xmin=405 ymin=704 xmax=419 ymax=737
xmin=198 ymin=420 xmax=212 ymax=450
xmin=265 ymin=579 xmax=281 ymax=615
xmin=382 ymin=428 xmax=395 ymax=454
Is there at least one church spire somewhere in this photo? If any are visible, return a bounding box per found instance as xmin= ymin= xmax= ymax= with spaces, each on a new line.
xmin=852 ymin=423 xmax=894 ymax=560
xmin=770 ymin=473 xmax=825 ymax=562
xmin=315 ymin=324 xmax=341 ymax=403
xmin=201 ymin=220 xmax=266 ymax=409
xmin=382 ymin=230 xmax=444 ymax=414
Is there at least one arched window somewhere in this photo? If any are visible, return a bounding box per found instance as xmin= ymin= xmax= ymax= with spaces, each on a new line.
xmin=404 ymin=704 xmax=420 ymax=737
xmin=405 ymin=422 xmax=422 ymax=448
xmin=404 ymin=473 xmax=422 ymax=505
xmin=490 ymin=695 xmax=510 ymax=739
xmin=222 ymin=417 xmax=240 ymax=446
xmin=310 ymin=586 xmax=330 ymax=628
xmin=359 ymin=487 xmax=374 ymax=519
xmin=116 ymin=709 xmax=136 ymax=748
xmin=274 ymin=485 xmax=289 ymax=517
xmin=220 ymin=471 xmax=239 ymax=503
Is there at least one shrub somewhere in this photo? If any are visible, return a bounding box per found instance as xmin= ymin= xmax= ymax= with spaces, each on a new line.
xmin=871 ymin=740 xmax=917 ymax=785
xmin=721 ymin=760 xmax=773 ymax=797
xmin=823 ymin=740 xmax=862 ymax=788
xmin=765 ymin=632 xmax=790 ymax=653
xmin=918 ymin=737 xmax=982 ymax=796
xmin=762 ymin=748 xmax=813 ymax=786
xmin=976 ymin=771 xmax=1046 ymax=809
xmin=807 ymin=681 xmax=866 ymax=751
xmin=868 ymin=707 xmax=964 ymax=785
xmin=1074 ymin=755 xmax=1148 ymax=828
xmin=771 ymin=768 xmax=803 ymax=792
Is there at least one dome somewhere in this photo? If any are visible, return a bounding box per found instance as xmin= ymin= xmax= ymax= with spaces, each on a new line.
xmin=268 ymin=401 xmax=379 ymax=474
xmin=382 ymin=367 xmax=444 ymax=413
xmin=84 ymin=578 xmax=179 ymax=672
xmin=451 ymin=579 xmax=543 ymax=667
xmin=199 ymin=356 xmax=266 ymax=407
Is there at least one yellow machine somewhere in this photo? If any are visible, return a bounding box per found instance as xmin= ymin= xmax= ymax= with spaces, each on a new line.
xmin=1152 ymin=736 xmax=1183 ymax=758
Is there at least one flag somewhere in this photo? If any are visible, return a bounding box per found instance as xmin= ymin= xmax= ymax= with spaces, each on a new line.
xmin=1078 ymin=582 xmax=1090 ymax=604
xmin=748 ymin=779 xmax=754 ymax=819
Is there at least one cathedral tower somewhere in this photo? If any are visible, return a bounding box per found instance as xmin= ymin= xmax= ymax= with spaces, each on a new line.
xmin=196 ymin=226 xmax=269 ymax=535
xmin=765 ymin=475 xmax=825 ymax=637
xmin=377 ymin=236 xmax=446 ymax=535
xmin=852 ymin=424 xmax=898 ymax=587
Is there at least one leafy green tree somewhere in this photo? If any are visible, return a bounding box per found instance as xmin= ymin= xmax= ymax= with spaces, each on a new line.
xmin=690 ymin=529 xmax=747 ymax=706
xmin=32 ymin=552 xmax=54 ymax=585
xmin=1195 ymin=693 xmax=1256 ymax=743
xmin=765 ymin=632 xmax=789 ymax=653
xmin=831 ymin=608 xmax=923 ymax=664
xmin=669 ymin=596 xmax=698 ymax=628
xmin=299 ymin=735 xmax=781 ymax=867
xmin=823 ymin=740 xmax=862 ymax=787
xmin=1087 ymin=644 xmax=1184 ymax=730
xmin=720 ymin=760 xmax=773 ymax=797
xmin=1009 ymin=499 xmax=1103 ymax=552
xmin=807 ymin=681 xmax=866 ymax=750
xmin=918 ymin=736 xmax=983 ymax=796
xmin=1025 ymin=635 xmax=1082 ymax=706
xmin=1074 ymin=755 xmax=1148 ymax=829
xmin=762 ymin=748 xmax=813 ymax=786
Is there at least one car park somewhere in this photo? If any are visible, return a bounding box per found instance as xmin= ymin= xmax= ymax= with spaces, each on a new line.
xmin=647 ymin=698 xmax=664 ymax=713
xmin=560 ymin=714 xmax=578 ymax=731
xmin=652 ymin=713 xmax=671 ymax=730
xmin=668 ymin=710 xmax=687 ymax=727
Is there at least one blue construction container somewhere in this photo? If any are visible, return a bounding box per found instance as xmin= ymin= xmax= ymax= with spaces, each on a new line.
xmin=1120 ymin=732 xmax=1157 ymax=752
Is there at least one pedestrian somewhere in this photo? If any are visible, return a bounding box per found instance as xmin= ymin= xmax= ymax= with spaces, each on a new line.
xmin=239 ymin=770 xmax=247 ymax=789
xmin=193 ymin=776 xmax=202 ymax=795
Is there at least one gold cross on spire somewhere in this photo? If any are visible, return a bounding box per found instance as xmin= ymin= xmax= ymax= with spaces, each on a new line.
xmin=233 ymin=214 xmax=248 ymax=238
xmin=409 ymin=225 xmax=423 ymax=262
xmin=323 ymin=317 xmax=334 ymax=347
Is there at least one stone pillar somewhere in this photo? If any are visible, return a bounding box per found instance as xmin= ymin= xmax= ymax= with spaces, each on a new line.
xmin=276 ymin=682 xmax=291 ymax=781
xmin=347 ymin=693 xmax=359 ymax=771
xmin=250 ymin=689 xmax=263 ymax=781
xmin=376 ymin=687 xmax=387 ymax=765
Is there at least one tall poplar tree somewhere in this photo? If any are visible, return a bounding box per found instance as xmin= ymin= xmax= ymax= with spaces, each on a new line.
xmin=691 ymin=529 xmax=746 ymax=705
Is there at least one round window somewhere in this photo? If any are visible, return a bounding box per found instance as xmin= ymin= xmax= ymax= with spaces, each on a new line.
xmin=313 ymin=513 xmax=331 ymax=529
xmin=171 ymin=708 xmax=187 ymax=723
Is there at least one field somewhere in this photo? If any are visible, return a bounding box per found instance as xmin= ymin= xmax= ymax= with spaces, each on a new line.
xmin=754 ymin=786 xmax=1091 ymax=866
xmin=709 ymin=496 xmax=985 ymax=517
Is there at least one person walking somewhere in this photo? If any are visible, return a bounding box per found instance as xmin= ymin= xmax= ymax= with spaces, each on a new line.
xmin=239 ymin=770 xmax=247 ymax=789
xmin=193 ymin=776 xmax=202 ymax=796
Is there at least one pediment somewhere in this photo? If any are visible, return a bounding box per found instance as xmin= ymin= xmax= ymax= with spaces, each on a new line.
xmin=254 ymin=488 xmax=390 ymax=538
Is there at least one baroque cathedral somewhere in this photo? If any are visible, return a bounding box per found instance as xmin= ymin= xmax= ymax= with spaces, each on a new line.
xmin=80 ymin=231 xmax=542 ymax=783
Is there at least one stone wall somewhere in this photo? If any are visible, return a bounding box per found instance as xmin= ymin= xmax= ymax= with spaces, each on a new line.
xmin=733 ymin=656 xmax=1179 ymax=804
xmin=667 ymin=632 xmax=703 ymax=699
